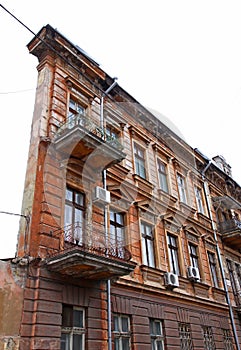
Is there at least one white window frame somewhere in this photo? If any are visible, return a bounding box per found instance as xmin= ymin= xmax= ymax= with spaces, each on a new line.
xmin=64 ymin=188 xmax=85 ymax=244
xmin=208 ymin=251 xmax=219 ymax=288
xmin=157 ymin=159 xmax=169 ymax=193
xmin=177 ymin=173 xmax=187 ymax=204
xmin=188 ymin=243 xmax=199 ymax=269
xmin=167 ymin=233 xmax=180 ymax=275
xmin=133 ymin=142 xmax=146 ymax=179
xmin=61 ymin=306 xmax=85 ymax=350
xmin=113 ymin=314 xmax=131 ymax=350
xmin=68 ymin=97 xmax=86 ymax=129
xmin=150 ymin=319 xmax=165 ymax=350
xmin=141 ymin=221 xmax=155 ymax=268
xmin=194 ymin=186 xmax=205 ymax=214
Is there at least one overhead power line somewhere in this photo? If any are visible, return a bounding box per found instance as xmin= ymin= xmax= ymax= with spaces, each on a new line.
xmin=0 ymin=88 xmax=34 ymax=95
xmin=0 ymin=210 xmax=28 ymax=219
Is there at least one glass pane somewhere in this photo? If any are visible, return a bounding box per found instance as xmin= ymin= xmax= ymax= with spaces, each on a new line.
xmin=141 ymin=236 xmax=148 ymax=265
xmin=73 ymin=334 xmax=83 ymax=350
xmin=121 ymin=316 xmax=129 ymax=332
xmin=75 ymin=209 xmax=83 ymax=225
xmin=64 ymin=205 xmax=72 ymax=227
xmin=139 ymin=162 xmax=146 ymax=179
xmin=61 ymin=333 xmax=70 ymax=350
xmin=122 ymin=338 xmax=130 ymax=350
xmin=110 ymin=224 xmax=116 ymax=237
xmin=73 ymin=309 xmax=83 ymax=327
xmin=160 ymin=173 xmax=168 ymax=192
xmin=155 ymin=321 xmax=162 ymax=335
xmin=114 ymin=338 xmax=120 ymax=350
xmin=75 ymin=192 xmax=84 ymax=206
xmin=157 ymin=340 xmax=164 ymax=350
xmin=77 ymin=105 xmax=85 ymax=114
xmin=74 ymin=209 xmax=83 ymax=243
xmin=110 ymin=211 xmax=115 ymax=221
xmin=173 ymin=250 xmax=180 ymax=275
xmin=62 ymin=305 xmax=72 ymax=327
xmin=66 ymin=189 xmax=73 ymax=201
xmin=146 ymin=224 xmax=152 ymax=237
xmin=147 ymin=240 xmax=155 ymax=267
xmin=116 ymin=228 xmax=124 ymax=243
xmin=114 ymin=316 xmax=119 ymax=331
xmin=116 ymin=213 xmax=124 ymax=225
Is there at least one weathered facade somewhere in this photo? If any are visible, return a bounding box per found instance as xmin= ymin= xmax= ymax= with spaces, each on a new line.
xmin=1 ymin=25 xmax=241 ymax=349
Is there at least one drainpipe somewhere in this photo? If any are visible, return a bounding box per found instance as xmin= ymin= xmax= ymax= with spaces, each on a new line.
xmin=201 ymin=161 xmax=240 ymax=350
xmin=100 ymin=78 xmax=118 ymax=350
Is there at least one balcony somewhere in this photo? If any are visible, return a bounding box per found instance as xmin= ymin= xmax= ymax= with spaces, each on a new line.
xmin=46 ymin=223 xmax=136 ymax=280
xmin=53 ymin=114 xmax=126 ymax=170
xmin=218 ymin=218 xmax=241 ymax=248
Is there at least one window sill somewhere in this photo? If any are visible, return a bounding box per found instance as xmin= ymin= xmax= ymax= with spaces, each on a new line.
xmin=179 ymin=202 xmax=196 ymax=218
xmin=140 ymin=265 xmax=164 ymax=285
xmin=211 ymin=286 xmax=226 ymax=303
xmin=133 ymin=174 xmax=154 ymax=194
xmin=158 ymin=189 xmax=177 ymax=206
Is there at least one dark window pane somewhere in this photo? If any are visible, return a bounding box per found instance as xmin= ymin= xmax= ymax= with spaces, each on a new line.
xmin=73 ymin=309 xmax=83 ymax=327
xmin=114 ymin=316 xmax=119 ymax=331
xmin=122 ymin=338 xmax=130 ymax=350
xmin=121 ymin=317 xmax=129 ymax=332
xmin=75 ymin=192 xmax=84 ymax=206
xmin=62 ymin=305 xmax=72 ymax=327
xmin=60 ymin=333 xmax=69 ymax=350
xmin=73 ymin=334 xmax=83 ymax=350
xmin=114 ymin=338 xmax=120 ymax=350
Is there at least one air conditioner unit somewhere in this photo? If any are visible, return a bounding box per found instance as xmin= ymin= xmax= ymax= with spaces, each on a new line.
xmin=93 ymin=186 xmax=111 ymax=205
xmin=187 ymin=266 xmax=200 ymax=281
xmin=164 ymin=272 xmax=179 ymax=288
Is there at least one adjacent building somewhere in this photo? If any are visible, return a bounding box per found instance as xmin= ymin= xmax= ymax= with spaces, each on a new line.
xmin=0 ymin=25 xmax=241 ymax=350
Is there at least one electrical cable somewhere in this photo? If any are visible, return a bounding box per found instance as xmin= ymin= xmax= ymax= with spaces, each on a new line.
xmin=0 ymin=88 xmax=34 ymax=94
xmin=0 ymin=210 xmax=27 ymax=218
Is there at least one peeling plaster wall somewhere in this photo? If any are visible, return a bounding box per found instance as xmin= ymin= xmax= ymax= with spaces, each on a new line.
xmin=0 ymin=260 xmax=26 ymax=350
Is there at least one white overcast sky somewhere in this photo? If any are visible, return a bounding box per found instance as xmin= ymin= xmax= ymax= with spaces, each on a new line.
xmin=0 ymin=0 xmax=241 ymax=258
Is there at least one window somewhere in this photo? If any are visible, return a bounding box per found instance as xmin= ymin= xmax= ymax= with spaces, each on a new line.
xmin=113 ymin=314 xmax=131 ymax=350
xmin=110 ymin=210 xmax=125 ymax=258
xmin=188 ymin=243 xmax=199 ymax=269
xmin=222 ymin=329 xmax=234 ymax=350
xmin=141 ymin=222 xmax=155 ymax=268
xmin=178 ymin=323 xmax=193 ymax=350
xmin=157 ymin=160 xmax=168 ymax=193
xmin=167 ymin=234 xmax=180 ymax=275
xmin=227 ymin=260 xmax=241 ymax=306
xmin=61 ymin=305 xmax=85 ymax=350
xmin=208 ymin=252 xmax=218 ymax=288
xmin=177 ymin=174 xmax=187 ymax=204
xmin=194 ymin=186 xmax=205 ymax=214
xmin=235 ymin=264 xmax=241 ymax=289
xmin=68 ymin=98 xmax=85 ymax=128
xmin=202 ymin=326 xmax=216 ymax=350
xmin=227 ymin=260 xmax=238 ymax=295
xmin=105 ymin=125 xmax=119 ymax=141
xmin=134 ymin=143 xmax=146 ymax=179
xmin=150 ymin=319 xmax=165 ymax=350
xmin=65 ymin=188 xmax=85 ymax=244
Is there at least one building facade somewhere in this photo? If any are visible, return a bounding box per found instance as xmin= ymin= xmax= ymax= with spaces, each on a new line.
xmin=1 ymin=25 xmax=241 ymax=350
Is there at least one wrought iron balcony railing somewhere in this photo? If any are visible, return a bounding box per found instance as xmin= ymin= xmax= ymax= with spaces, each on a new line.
xmin=54 ymin=113 xmax=124 ymax=151
xmin=51 ymin=222 xmax=132 ymax=262
xmin=218 ymin=218 xmax=241 ymax=234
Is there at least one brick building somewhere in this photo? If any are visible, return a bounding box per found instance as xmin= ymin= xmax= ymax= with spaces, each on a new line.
xmin=0 ymin=24 xmax=241 ymax=349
